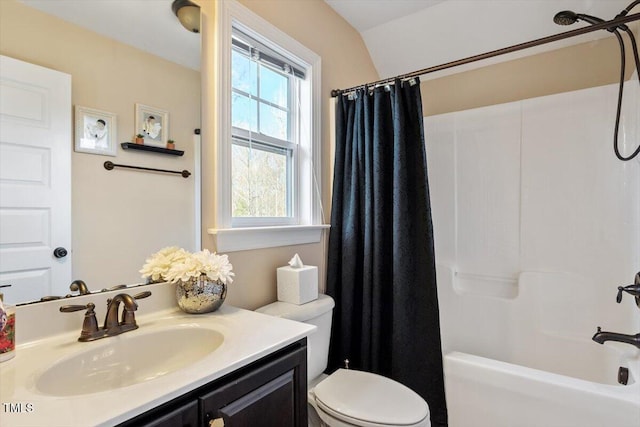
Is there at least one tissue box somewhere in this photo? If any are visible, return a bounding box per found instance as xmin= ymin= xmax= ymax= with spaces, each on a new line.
xmin=277 ymin=265 xmax=318 ymax=305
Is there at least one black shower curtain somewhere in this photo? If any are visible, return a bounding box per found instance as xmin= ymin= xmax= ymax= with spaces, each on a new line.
xmin=326 ymin=78 xmax=447 ymax=426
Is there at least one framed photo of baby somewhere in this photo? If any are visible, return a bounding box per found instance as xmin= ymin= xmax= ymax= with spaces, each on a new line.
xmin=74 ymin=106 xmax=117 ymax=156
xmin=135 ymin=104 xmax=169 ymax=148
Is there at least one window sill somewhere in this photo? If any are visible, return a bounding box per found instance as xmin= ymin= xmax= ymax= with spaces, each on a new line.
xmin=208 ymin=224 xmax=330 ymax=252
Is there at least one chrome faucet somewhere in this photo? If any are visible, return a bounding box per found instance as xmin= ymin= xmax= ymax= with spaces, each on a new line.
xmin=592 ymin=327 xmax=640 ymax=349
xmin=60 ymin=291 xmax=151 ymax=342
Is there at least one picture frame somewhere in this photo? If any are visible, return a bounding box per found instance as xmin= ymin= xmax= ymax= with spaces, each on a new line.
xmin=135 ymin=103 xmax=169 ymax=147
xmin=74 ymin=106 xmax=117 ymax=156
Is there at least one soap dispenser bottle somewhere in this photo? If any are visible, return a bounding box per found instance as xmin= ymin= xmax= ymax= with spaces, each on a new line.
xmin=0 ymin=285 xmax=15 ymax=362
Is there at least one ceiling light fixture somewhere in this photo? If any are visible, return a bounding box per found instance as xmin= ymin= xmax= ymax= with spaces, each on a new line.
xmin=172 ymin=0 xmax=200 ymax=33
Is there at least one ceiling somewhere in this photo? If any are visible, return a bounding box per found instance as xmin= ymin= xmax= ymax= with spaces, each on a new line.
xmin=19 ymin=0 xmax=638 ymax=80
xmin=19 ymin=0 xmax=202 ymax=70
xmin=326 ymin=0 xmax=637 ymax=80
xmin=324 ymin=0 xmax=448 ymax=32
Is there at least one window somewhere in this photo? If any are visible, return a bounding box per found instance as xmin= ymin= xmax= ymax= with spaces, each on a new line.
xmin=210 ymin=1 xmax=325 ymax=251
xmin=230 ymin=29 xmax=302 ymax=224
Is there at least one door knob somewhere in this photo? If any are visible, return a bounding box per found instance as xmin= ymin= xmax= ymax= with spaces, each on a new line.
xmin=53 ymin=247 xmax=68 ymax=258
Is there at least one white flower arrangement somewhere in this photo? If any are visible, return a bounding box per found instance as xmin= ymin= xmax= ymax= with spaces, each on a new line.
xmin=140 ymin=247 xmax=234 ymax=285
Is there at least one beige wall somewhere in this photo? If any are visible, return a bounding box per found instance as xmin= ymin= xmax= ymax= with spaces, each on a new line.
xmin=422 ymin=34 xmax=633 ymax=116
xmin=200 ymin=0 xmax=378 ymax=309
xmin=4 ymin=0 xmax=624 ymax=309
xmin=0 ymin=0 xmax=200 ymax=293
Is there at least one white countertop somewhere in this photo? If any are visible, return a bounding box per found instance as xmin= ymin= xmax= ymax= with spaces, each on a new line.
xmin=0 ymin=286 xmax=315 ymax=427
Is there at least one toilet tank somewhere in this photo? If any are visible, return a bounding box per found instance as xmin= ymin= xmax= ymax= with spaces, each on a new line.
xmin=256 ymin=294 xmax=334 ymax=383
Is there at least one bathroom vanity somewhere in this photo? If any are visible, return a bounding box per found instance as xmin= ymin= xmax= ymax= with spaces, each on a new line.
xmin=0 ymin=282 xmax=314 ymax=427
xmin=119 ymin=339 xmax=307 ymax=426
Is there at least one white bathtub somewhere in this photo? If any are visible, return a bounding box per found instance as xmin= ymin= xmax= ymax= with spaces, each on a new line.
xmin=444 ymin=349 xmax=640 ymax=427
xmin=435 ymin=266 xmax=640 ymax=427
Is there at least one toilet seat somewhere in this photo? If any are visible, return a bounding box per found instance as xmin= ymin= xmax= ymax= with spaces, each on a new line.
xmin=312 ymin=369 xmax=430 ymax=427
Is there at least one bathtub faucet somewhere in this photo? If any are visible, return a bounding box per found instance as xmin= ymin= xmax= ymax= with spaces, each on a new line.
xmin=592 ymin=327 xmax=640 ymax=349
xmin=616 ymin=272 xmax=640 ymax=308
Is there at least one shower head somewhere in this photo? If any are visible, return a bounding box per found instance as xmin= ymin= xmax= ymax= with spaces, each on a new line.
xmin=552 ymin=10 xmax=624 ymax=33
xmin=553 ymin=10 xmax=605 ymax=26
xmin=553 ymin=10 xmax=579 ymax=25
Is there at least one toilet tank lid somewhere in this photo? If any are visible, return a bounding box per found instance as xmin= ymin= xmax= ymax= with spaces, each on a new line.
xmin=256 ymin=294 xmax=334 ymax=322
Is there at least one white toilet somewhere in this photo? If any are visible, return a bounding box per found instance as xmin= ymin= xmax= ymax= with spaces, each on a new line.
xmin=256 ymin=294 xmax=430 ymax=427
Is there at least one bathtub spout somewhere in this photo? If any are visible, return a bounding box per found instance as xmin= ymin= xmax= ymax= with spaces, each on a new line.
xmin=592 ymin=327 xmax=640 ymax=349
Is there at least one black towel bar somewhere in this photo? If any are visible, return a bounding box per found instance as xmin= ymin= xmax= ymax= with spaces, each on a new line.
xmin=103 ymin=161 xmax=191 ymax=178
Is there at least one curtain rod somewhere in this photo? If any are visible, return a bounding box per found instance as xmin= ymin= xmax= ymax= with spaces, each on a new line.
xmin=330 ymin=12 xmax=640 ymax=97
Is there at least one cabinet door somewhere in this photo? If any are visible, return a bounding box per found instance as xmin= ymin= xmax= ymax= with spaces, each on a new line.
xmin=137 ymin=400 xmax=198 ymax=427
xmin=214 ymin=371 xmax=295 ymax=427
xmin=201 ymin=345 xmax=307 ymax=427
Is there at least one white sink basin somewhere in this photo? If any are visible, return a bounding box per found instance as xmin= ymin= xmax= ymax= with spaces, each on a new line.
xmin=35 ymin=326 xmax=224 ymax=396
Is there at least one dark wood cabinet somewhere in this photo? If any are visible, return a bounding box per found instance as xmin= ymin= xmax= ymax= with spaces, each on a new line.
xmin=118 ymin=339 xmax=307 ymax=427
xmin=205 ymin=371 xmax=296 ymax=427
xmin=139 ymin=401 xmax=199 ymax=427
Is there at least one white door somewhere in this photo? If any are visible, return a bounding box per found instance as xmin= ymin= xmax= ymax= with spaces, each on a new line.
xmin=0 ymin=55 xmax=72 ymax=304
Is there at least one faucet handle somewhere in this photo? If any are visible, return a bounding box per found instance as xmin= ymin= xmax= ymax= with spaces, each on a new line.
xmin=120 ymin=292 xmax=151 ymax=327
xmin=60 ymin=303 xmax=105 ymax=342
xmin=616 ymin=285 xmax=640 ymax=302
xmin=101 ymin=284 xmax=128 ymax=292
xmin=615 ymin=272 xmax=640 ymax=307
xmin=60 ymin=303 xmax=93 ymax=313
xmin=616 ymin=272 xmax=640 ymax=306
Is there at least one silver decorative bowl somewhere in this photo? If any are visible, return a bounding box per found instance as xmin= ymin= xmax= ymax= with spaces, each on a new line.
xmin=175 ymin=275 xmax=227 ymax=314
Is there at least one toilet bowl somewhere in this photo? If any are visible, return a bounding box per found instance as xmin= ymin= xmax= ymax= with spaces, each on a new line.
xmin=256 ymin=294 xmax=430 ymax=427
xmin=310 ymin=368 xmax=430 ymax=427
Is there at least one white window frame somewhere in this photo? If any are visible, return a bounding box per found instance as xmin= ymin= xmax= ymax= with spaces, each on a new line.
xmin=230 ymin=40 xmax=298 ymax=226
xmin=210 ymin=0 xmax=326 ymax=251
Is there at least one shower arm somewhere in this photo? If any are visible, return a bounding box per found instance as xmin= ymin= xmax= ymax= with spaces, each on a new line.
xmin=618 ymin=0 xmax=640 ymax=18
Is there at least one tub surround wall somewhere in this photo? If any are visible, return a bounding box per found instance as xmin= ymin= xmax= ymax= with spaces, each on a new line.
xmin=0 ymin=0 xmax=199 ymax=291
xmin=427 ymin=80 xmax=640 ymax=378
xmin=427 ymin=75 xmax=640 ymax=427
